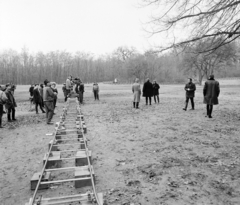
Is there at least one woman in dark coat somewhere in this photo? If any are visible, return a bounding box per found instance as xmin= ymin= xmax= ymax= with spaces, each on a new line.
xmin=33 ymin=84 xmax=45 ymax=114
xmin=203 ymin=74 xmax=220 ymax=118
xmin=5 ymin=85 xmax=17 ymax=122
xmin=142 ymin=78 xmax=153 ymax=105
xmin=152 ymin=80 xmax=160 ymax=103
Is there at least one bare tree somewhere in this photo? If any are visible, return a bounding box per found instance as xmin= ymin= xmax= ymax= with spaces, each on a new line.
xmin=143 ymin=0 xmax=240 ymax=52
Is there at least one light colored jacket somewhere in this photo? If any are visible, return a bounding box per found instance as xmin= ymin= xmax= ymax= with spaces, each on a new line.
xmin=66 ymin=79 xmax=71 ymax=90
xmin=132 ymin=83 xmax=141 ymax=102
xmin=0 ymin=90 xmax=8 ymax=105
xmin=43 ymin=86 xmax=57 ymax=102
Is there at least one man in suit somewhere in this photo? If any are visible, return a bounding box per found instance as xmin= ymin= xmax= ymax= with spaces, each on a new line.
xmin=142 ymin=78 xmax=153 ymax=105
xmin=183 ymin=78 xmax=196 ymax=111
xmin=203 ymin=74 xmax=220 ymax=118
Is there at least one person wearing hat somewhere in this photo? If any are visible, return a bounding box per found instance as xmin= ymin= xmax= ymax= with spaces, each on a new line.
xmin=152 ymin=80 xmax=160 ymax=103
xmin=0 ymin=85 xmax=8 ymax=128
xmin=43 ymin=80 xmax=57 ymax=124
xmin=5 ymin=84 xmax=17 ymax=122
xmin=183 ymin=78 xmax=196 ymax=111
xmin=62 ymin=83 xmax=67 ymax=102
xmin=203 ymin=74 xmax=220 ymax=118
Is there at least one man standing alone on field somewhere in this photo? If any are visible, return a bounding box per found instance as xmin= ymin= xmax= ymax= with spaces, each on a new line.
xmin=43 ymin=80 xmax=57 ymax=124
xmin=203 ymin=74 xmax=220 ymax=118
xmin=183 ymin=78 xmax=196 ymax=111
xmin=93 ymin=82 xmax=99 ymax=100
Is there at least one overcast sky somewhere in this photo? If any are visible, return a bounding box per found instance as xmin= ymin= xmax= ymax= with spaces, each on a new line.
xmin=0 ymin=0 xmax=167 ymax=56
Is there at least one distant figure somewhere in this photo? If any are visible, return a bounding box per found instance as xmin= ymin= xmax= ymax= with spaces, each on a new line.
xmin=62 ymin=83 xmax=67 ymax=102
xmin=5 ymin=85 xmax=17 ymax=122
xmin=203 ymin=74 xmax=220 ymax=118
xmin=0 ymin=85 xmax=8 ymax=128
xmin=66 ymin=76 xmax=72 ymax=97
xmin=39 ymin=84 xmax=44 ymax=108
xmin=183 ymin=78 xmax=196 ymax=111
xmin=132 ymin=78 xmax=141 ymax=109
xmin=33 ymin=84 xmax=45 ymax=114
xmin=76 ymin=81 xmax=84 ymax=104
xmin=114 ymin=78 xmax=118 ymax=84
xmin=51 ymin=82 xmax=58 ymax=108
xmin=152 ymin=80 xmax=160 ymax=103
xmin=29 ymin=84 xmax=34 ymax=111
xmin=142 ymin=78 xmax=153 ymax=105
xmin=93 ymin=82 xmax=99 ymax=100
xmin=43 ymin=80 xmax=57 ymax=124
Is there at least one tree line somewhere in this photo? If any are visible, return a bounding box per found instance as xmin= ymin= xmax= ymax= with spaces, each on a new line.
xmin=0 ymin=42 xmax=240 ymax=85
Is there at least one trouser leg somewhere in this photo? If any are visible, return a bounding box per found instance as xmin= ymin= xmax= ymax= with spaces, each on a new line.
xmin=0 ymin=105 xmax=3 ymax=127
xmin=45 ymin=102 xmax=54 ymax=123
xmin=35 ymin=103 xmax=38 ymax=113
xmin=145 ymin=97 xmax=148 ymax=105
xmin=149 ymin=97 xmax=152 ymax=105
xmin=39 ymin=103 xmax=45 ymax=113
xmin=190 ymin=98 xmax=194 ymax=109
xmin=136 ymin=102 xmax=139 ymax=108
xmin=12 ymin=108 xmax=16 ymax=120
xmin=206 ymin=105 xmax=209 ymax=116
xmin=94 ymin=91 xmax=97 ymax=100
xmin=209 ymin=105 xmax=213 ymax=117
xmin=154 ymin=95 xmax=156 ymax=103
xmin=133 ymin=102 xmax=135 ymax=108
xmin=97 ymin=93 xmax=99 ymax=100
xmin=183 ymin=97 xmax=189 ymax=110
xmin=7 ymin=108 xmax=12 ymax=121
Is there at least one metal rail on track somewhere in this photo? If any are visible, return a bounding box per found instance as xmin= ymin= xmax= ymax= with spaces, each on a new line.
xmin=27 ymin=98 xmax=102 ymax=205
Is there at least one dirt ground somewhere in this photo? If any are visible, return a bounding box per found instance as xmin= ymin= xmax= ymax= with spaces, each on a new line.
xmin=0 ymin=80 xmax=240 ymax=205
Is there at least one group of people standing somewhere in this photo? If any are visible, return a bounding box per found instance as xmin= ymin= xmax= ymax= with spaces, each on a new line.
xmin=183 ymin=74 xmax=220 ymax=118
xmin=132 ymin=78 xmax=160 ymax=109
xmin=132 ymin=75 xmax=220 ymax=118
xmin=0 ymin=84 xmax=17 ymax=128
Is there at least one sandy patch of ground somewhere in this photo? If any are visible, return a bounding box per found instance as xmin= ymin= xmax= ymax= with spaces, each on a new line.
xmin=1 ymin=82 xmax=240 ymax=205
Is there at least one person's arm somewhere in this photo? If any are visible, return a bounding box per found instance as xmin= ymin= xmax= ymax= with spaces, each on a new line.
xmin=203 ymin=82 xmax=207 ymax=96
xmin=47 ymin=88 xmax=57 ymax=99
xmin=216 ymin=82 xmax=220 ymax=97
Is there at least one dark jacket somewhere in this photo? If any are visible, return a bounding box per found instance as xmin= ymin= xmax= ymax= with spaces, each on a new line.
xmin=29 ymin=86 xmax=34 ymax=96
xmin=5 ymin=89 xmax=17 ymax=109
xmin=185 ymin=82 xmax=196 ymax=98
xmin=152 ymin=83 xmax=160 ymax=95
xmin=33 ymin=88 xmax=42 ymax=104
xmin=75 ymin=83 xmax=84 ymax=93
xmin=203 ymin=79 xmax=220 ymax=105
xmin=143 ymin=81 xmax=153 ymax=97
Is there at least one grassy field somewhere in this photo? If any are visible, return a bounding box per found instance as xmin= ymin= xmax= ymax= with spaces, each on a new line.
xmin=1 ymin=79 xmax=240 ymax=205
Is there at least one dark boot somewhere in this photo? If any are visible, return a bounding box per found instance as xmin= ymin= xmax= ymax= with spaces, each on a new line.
xmin=149 ymin=97 xmax=152 ymax=105
xmin=136 ymin=102 xmax=139 ymax=109
xmin=133 ymin=102 xmax=136 ymax=108
xmin=206 ymin=105 xmax=209 ymax=117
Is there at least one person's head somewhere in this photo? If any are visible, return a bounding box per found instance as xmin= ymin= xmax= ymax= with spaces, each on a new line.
xmin=63 ymin=83 xmax=66 ymax=87
xmin=40 ymin=84 xmax=44 ymax=88
xmin=44 ymin=79 xmax=49 ymax=86
xmin=51 ymin=82 xmax=56 ymax=88
xmin=6 ymin=83 xmax=10 ymax=88
xmin=153 ymin=80 xmax=157 ymax=84
xmin=0 ymin=85 xmax=6 ymax=91
xmin=188 ymin=78 xmax=192 ymax=83
xmin=209 ymin=74 xmax=214 ymax=80
xmin=135 ymin=78 xmax=139 ymax=83
xmin=35 ymin=84 xmax=39 ymax=88
xmin=146 ymin=78 xmax=150 ymax=82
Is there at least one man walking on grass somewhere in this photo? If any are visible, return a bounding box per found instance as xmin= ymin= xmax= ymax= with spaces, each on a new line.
xmin=203 ymin=74 xmax=220 ymax=118
xmin=183 ymin=78 xmax=196 ymax=111
xmin=43 ymin=80 xmax=57 ymax=125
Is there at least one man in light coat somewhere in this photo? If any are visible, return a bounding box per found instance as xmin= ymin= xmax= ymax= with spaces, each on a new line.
xmin=203 ymin=74 xmax=220 ymax=118
xmin=132 ymin=78 xmax=141 ymax=109
xmin=43 ymin=80 xmax=57 ymax=124
xmin=0 ymin=85 xmax=8 ymax=128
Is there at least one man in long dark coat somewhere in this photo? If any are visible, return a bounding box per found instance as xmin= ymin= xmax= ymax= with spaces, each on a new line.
xmin=203 ymin=74 xmax=220 ymax=118
xmin=143 ymin=78 xmax=153 ymax=105
xmin=183 ymin=78 xmax=196 ymax=111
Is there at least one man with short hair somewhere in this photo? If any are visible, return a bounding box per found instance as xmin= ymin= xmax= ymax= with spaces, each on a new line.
xmin=203 ymin=74 xmax=220 ymax=118
xmin=43 ymin=80 xmax=57 ymax=124
xmin=183 ymin=78 xmax=196 ymax=111
xmin=5 ymin=85 xmax=17 ymax=122
xmin=66 ymin=76 xmax=72 ymax=97
xmin=142 ymin=78 xmax=153 ymax=105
